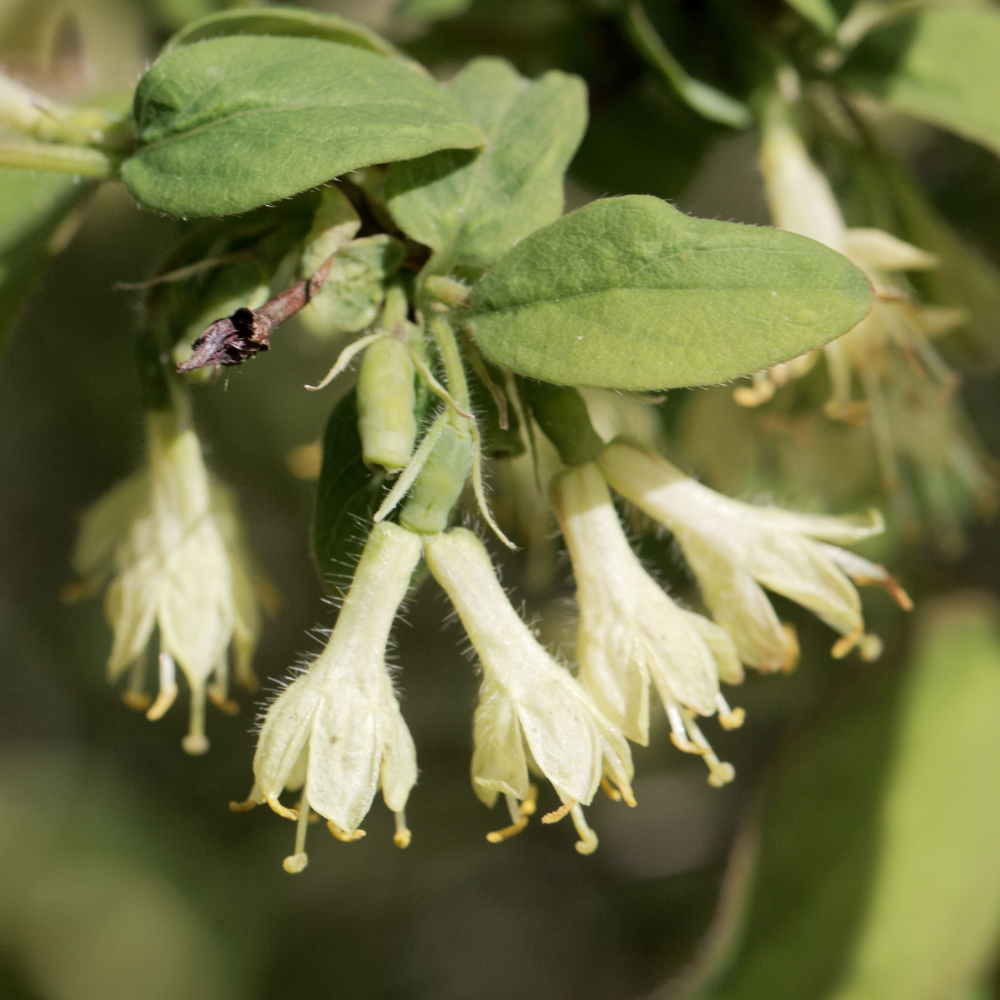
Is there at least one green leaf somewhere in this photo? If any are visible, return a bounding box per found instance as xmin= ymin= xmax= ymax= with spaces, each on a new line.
xmin=784 ymin=0 xmax=838 ymax=33
xmin=842 ymin=7 xmax=1000 ymax=157
xmin=165 ymin=6 xmax=407 ymax=61
xmin=396 ymin=0 xmax=474 ymax=21
xmin=0 ymin=170 xmax=90 ymax=354
xmin=121 ymin=36 xmax=485 ymax=218
xmin=386 ymin=58 xmax=587 ymax=268
xmin=467 ymin=195 xmax=872 ymax=391
xmin=312 ymin=389 xmax=386 ymax=590
xmin=828 ymin=598 xmax=1000 ymax=1000
xmin=674 ymin=596 xmax=1000 ymax=1000
xmin=625 ymin=2 xmax=751 ymax=129
xmin=307 ymin=234 xmax=406 ymax=333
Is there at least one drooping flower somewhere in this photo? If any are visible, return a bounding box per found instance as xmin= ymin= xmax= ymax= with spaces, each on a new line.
xmin=552 ymin=462 xmax=742 ymax=786
xmin=71 ymin=405 xmax=265 ymax=753
xmin=233 ymin=522 xmax=421 ymax=873
xmin=424 ymin=528 xmax=634 ymax=854
xmin=598 ymin=440 xmax=911 ymax=672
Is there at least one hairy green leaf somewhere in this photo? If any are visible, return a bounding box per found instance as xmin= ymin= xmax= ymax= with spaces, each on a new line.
xmin=0 ymin=171 xmax=90 ymax=354
xmin=122 ymin=37 xmax=484 ymax=218
xmin=165 ymin=6 xmax=407 ymax=60
xmin=387 ymin=58 xmax=586 ymax=268
xmin=673 ymin=596 xmax=1000 ymax=1000
xmin=467 ymin=195 xmax=872 ymax=390
xmin=312 ymin=389 xmax=386 ymax=590
xmin=842 ymin=7 xmax=1000 ymax=157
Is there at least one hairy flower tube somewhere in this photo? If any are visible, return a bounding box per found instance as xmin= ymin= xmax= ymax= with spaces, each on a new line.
xmin=553 ymin=462 xmax=742 ymax=786
xmin=71 ymin=405 xmax=264 ymax=754
xmin=424 ymin=528 xmax=634 ymax=855
xmin=233 ymin=522 xmax=421 ymax=873
xmin=599 ymin=440 xmax=911 ymax=672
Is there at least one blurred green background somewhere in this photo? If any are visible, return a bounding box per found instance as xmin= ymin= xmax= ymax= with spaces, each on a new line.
xmin=2 ymin=2 xmax=1000 ymax=998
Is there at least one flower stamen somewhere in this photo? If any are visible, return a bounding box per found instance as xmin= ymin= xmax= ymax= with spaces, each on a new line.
xmin=266 ymin=794 xmax=298 ymax=821
xmin=715 ymin=694 xmax=746 ymax=731
xmin=282 ymin=791 xmax=312 ymax=874
xmin=327 ymin=821 xmax=366 ymax=843
xmin=541 ymin=801 xmax=574 ymax=825
xmin=486 ymin=793 xmax=532 ymax=844
xmin=570 ymin=805 xmax=598 ymax=856
xmin=122 ymin=654 xmax=151 ymax=711
xmin=146 ymin=651 xmax=178 ymax=721
xmin=600 ymin=776 xmax=621 ymax=802
xmin=393 ymin=810 xmax=412 ymax=848
xmin=182 ymin=681 xmax=210 ymax=756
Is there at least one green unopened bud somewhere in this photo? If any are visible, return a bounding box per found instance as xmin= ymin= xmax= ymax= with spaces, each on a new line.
xmin=424 ymin=274 xmax=470 ymax=309
xmin=400 ymin=417 xmax=472 ymax=534
xmin=357 ymin=337 xmax=417 ymax=471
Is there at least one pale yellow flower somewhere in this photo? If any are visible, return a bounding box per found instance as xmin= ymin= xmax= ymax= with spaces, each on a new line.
xmin=598 ymin=440 xmax=911 ymax=671
xmin=424 ymin=528 xmax=634 ymax=854
xmin=553 ymin=462 xmax=741 ymax=786
xmin=72 ymin=407 xmax=264 ymax=753
xmin=234 ymin=522 xmax=421 ymax=873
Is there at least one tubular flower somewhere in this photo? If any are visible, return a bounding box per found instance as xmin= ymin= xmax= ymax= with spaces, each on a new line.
xmin=233 ymin=522 xmax=421 ymax=873
xmin=71 ymin=408 xmax=265 ymax=754
xmin=743 ymin=116 xmax=961 ymax=419
xmin=598 ymin=440 xmax=912 ymax=672
xmin=424 ymin=528 xmax=634 ymax=855
xmin=552 ymin=462 xmax=742 ymax=787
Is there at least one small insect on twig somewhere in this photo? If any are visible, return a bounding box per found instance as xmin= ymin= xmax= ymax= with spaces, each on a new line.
xmin=176 ymin=253 xmax=338 ymax=374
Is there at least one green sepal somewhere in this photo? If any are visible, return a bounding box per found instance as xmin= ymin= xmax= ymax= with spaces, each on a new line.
xmin=399 ymin=416 xmax=473 ymax=535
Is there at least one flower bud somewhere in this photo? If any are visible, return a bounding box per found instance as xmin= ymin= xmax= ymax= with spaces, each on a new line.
xmin=357 ymin=335 xmax=417 ymax=471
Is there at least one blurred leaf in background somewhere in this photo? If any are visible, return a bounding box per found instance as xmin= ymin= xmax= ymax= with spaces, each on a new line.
xmin=670 ymin=596 xmax=1000 ymax=1000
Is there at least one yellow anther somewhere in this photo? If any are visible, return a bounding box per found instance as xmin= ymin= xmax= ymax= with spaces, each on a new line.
xmin=265 ymin=795 xmax=299 ymax=821
xmin=486 ymin=816 xmax=528 ymax=844
xmin=327 ymin=821 xmax=366 ymax=842
xmin=600 ymin=776 xmax=621 ymax=802
xmin=670 ymin=732 xmax=710 ymax=756
xmin=541 ymin=801 xmax=573 ymax=825
xmin=145 ymin=685 xmax=177 ymax=721
xmin=207 ymin=686 xmax=240 ymax=715
xmin=831 ymin=624 xmax=863 ymax=659
xmin=719 ymin=707 xmax=746 ymax=731
xmin=571 ymin=804 xmax=598 ymax=856
xmin=519 ymin=784 xmax=539 ymax=818
xmin=122 ymin=692 xmax=152 ymax=711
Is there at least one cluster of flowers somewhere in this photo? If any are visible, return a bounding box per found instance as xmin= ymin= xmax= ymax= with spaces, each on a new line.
xmin=73 ymin=398 xmax=908 ymax=871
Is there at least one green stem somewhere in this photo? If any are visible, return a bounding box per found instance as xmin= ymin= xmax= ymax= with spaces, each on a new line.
xmin=0 ymin=140 xmax=117 ymax=178
xmin=427 ymin=313 xmax=470 ymax=411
